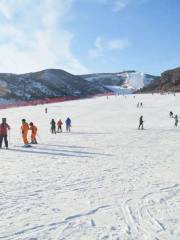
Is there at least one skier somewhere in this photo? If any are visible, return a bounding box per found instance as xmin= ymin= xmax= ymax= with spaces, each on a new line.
xmin=21 ymin=119 xmax=30 ymax=145
xmin=174 ymin=115 xmax=178 ymax=127
xmin=50 ymin=119 xmax=56 ymax=134
xmin=29 ymin=122 xmax=38 ymax=144
xmin=169 ymin=111 xmax=173 ymax=118
xmin=138 ymin=116 xmax=144 ymax=130
xmin=57 ymin=119 xmax=63 ymax=132
xmin=45 ymin=107 xmax=48 ymax=114
xmin=137 ymin=102 xmax=140 ymax=108
xmin=0 ymin=118 xmax=10 ymax=149
xmin=65 ymin=117 xmax=71 ymax=132
xmin=140 ymin=102 xmax=143 ymax=108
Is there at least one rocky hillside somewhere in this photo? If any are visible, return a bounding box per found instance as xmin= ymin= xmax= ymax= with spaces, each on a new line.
xmin=138 ymin=67 xmax=180 ymax=93
xmin=0 ymin=69 xmax=106 ymax=102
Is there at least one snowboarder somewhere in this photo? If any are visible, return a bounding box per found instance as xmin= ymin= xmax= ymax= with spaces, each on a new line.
xmin=50 ymin=119 xmax=56 ymax=134
xmin=138 ymin=116 xmax=144 ymax=130
xmin=21 ymin=119 xmax=30 ymax=145
xmin=169 ymin=111 xmax=173 ymax=118
xmin=174 ymin=115 xmax=178 ymax=127
xmin=57 ymin=119 xmax=63 ymax=132
xmin=29 ymin=122 xmax=38 ymax=144
xmin=65 ymin=117 xmax=71 ymax=132
xmin=0 ymin=118 xmax=10 ymax=149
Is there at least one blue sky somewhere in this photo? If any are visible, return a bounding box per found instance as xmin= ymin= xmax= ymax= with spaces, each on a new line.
xmin=0 ymin=0 xmax=179 ymax=75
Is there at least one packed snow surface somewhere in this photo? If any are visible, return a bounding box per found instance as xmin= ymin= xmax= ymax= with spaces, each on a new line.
xmin=0 ymin=94 xmax=180 ymax=240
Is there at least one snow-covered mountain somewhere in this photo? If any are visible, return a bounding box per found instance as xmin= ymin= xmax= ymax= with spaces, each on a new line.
xmin=81 ymin=71 xmax=158 ymax=94
xmin=0 ymin=69 xmax=106 ymax=103
xmin=0 ymin=68 xmax=158 ymax=104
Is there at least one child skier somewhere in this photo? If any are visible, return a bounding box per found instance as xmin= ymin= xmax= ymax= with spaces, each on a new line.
xmin=50 ymin=119 xmax=56 ymax=134
xmin=138 ymin=116 xmax=144 ymax=130
xmin=65 ymin=117 xmax=71 ymax=132
xmin=57 ymin=119 xmax=63 ymax=132
xmin=0 ymin=118 xmax=10 ymax=149
xmin=29 ymin=122 xmax=38 ymax=144
xmin=21 ymin=119 xmax=30 ymax=145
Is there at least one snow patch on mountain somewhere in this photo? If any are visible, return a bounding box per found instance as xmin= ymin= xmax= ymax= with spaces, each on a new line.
xmin=121 ymin=71 xmax=155 ymax=89
xmin=81 ymin=71 xmax=157 ymax=94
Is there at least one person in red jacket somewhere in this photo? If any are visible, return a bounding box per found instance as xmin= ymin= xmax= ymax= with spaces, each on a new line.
xmin=0 ymin=118 xmax=10 ymax=149
xmin=57 ymin=119 xmax=63 ymax=132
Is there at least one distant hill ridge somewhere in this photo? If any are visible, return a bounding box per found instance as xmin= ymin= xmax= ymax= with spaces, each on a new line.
xmin=0 ymin=68 xmax=159 ymax=103
xmin=0 ymin=69 xmax=105 ymax=102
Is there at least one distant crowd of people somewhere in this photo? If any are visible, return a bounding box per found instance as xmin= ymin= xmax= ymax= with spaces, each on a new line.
xmin=50 ymin=117 xmax=71 ymax=134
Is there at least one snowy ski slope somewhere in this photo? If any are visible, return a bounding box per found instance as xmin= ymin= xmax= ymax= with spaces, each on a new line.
xmin=0 ymin=94 xmax=180 ymax=240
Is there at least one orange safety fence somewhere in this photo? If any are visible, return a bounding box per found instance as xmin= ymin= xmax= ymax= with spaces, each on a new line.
xmin=0 ymin=92 xmax=114 ymax=110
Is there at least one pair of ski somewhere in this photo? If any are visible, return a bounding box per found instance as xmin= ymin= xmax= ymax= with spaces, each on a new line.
xmin=0 ymin=144 xmax=34 ymax=150
xmin=22 ymin=144 xmax=33 ymax=148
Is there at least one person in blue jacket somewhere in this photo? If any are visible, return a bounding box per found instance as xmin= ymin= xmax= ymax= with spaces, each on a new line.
xmin=65 ymin=117 xmax=71 ymax=132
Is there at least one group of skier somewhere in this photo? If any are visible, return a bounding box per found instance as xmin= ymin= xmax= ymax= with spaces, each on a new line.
xmin=0 ymin=116 xmax=72 ymax=149
xmin=50 ymin=117 xmax=71 ymax=134
xmin=0 ymin=118 xmax=37 ymax=149
xmin=21 ymin=119 xmax=38 ymax=145
xmin=137 ymin=102 xmax=143 ymax=108
xmin=138 ymin=111 xmax=179 ymax=130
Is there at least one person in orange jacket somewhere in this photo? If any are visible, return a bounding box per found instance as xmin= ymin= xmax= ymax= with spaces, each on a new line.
xmin=29 ymin=122 xmax=38 ymax=144
xmin=57 ymin=119 xmax=63 ymax=132
xmin=21 ymin=119 xmax=29 ymax=145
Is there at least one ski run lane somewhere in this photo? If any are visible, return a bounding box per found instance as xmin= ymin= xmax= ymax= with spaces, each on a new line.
xmin=0 ymin=94 xmax=180 ymax=240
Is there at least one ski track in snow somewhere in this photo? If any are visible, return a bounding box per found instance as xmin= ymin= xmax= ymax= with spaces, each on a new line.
xmin=0 ymin=94 xmax=180 ymax=240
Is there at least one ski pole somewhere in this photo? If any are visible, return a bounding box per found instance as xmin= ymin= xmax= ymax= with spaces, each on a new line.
xmin=37 ymin=133 xmax=42 ymax=143
xmin=8 ymin=130 xmax=11 ymax=145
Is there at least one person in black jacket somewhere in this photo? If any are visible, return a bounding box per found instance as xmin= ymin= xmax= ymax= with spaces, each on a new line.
xmin=138 ymin=116 xmax=144 ymax=130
